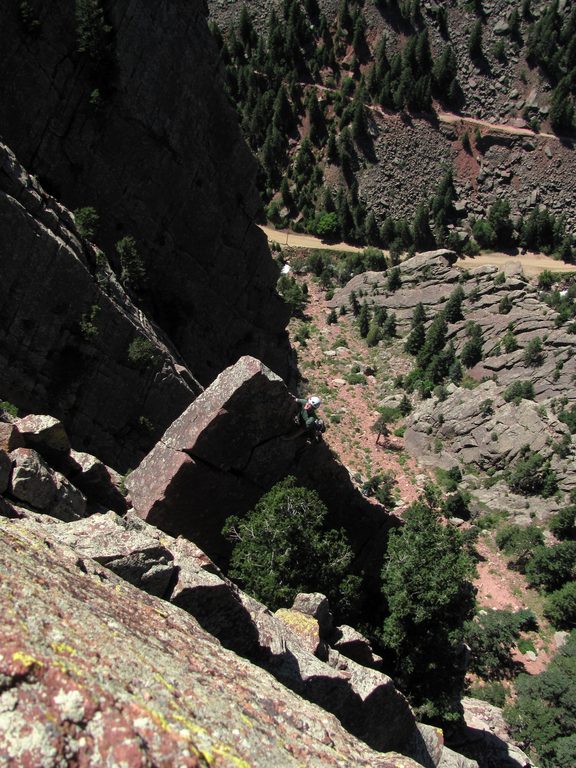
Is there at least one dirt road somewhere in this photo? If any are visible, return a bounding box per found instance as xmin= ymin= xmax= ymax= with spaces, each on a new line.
xmin=260 ymin=225 xmax=363 ymax=253
xmin=457 ymin=251 xmax=576 ymax=277
xmin=261 ymin=225 xmax=575 ymax=277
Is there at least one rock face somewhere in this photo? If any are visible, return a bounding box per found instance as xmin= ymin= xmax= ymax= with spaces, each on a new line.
xmin=127 ymin=355 xmax=396 ymax=566
xmin=0 ymin=518 xmax=424 ymax=768
xmin=15 ymin=510 xmax=420 ymax=757
xmin=0 ymin=143 xmax=200 ymax=470
xmin=0 ymin=0 xmax=294 ymax=471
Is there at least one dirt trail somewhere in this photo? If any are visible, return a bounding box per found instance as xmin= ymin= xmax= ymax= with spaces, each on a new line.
xmin=262 ymin=225 xmax=576 ymax=278
xmin=260 ymin=225 xmax=363 ymax=253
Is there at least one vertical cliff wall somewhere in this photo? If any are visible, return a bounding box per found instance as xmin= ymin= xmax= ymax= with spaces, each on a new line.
xmin=0 ymin=0 xmax=291 ymax=388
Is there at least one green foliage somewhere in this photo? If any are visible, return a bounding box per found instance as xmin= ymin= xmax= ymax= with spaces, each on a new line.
xmin=444 ymin=286 xmax=465 ymax=323
xmin=503 ymin=380 xmax=534 ymax=404
xmin=313 ymin=212 xmax=339 ymax=239
xmin=496 ymin=523 xmax=544 ymax=571
xmin=277 ymin=275 xmax=308 ymax=314
xmin=79 ymin=304 xmax=100 ymax=341
xmin=19 ymin=2 xmax=40 ymax=34
xmin=498 ymin=295 xmax=513 ymax=315
xmin=443 ymin=490 xmax=470 ymax=521
xmin=472 ymin=218 xmax=496 ymax=249
xmin=116 ymin=236 xmax=146 ymax=290
xmin=543 ymin=583 xmax=576 ymax=629
xmin=460 ymin=322 xmax=483 ymax=368
xmin=0 ymin=401 xmax=19 ymax=417
xmin=469 ymin=20 xmax=483 ymax=60
xmin=74 ymin=207 xmax=99 ymax=240
xmin=507 ymin=448 xmax=558 ymax=498
xmin=525 ymin=542 xmax=576 ymax=593
xmin=127 ymin=337 xmax=160 ymax=369
xmin=469 ymin=681 xmax=507 ymax=708
xmin=523 ymin=336 xmax=545 ymax=367
xmin=75 ymin=0 xmax=111 ymax=60
xmin=465 ymin=609 xmax=533 ymax=680
xmin=380 ymin=498 xmax=475 ymax=722
xmin=223 ymin=476 xmax=358 ymax=615
xmin=550 ymin=505 xmax=576 ymax=540
xmin=358 ymin=301 xmax=370 ymax=338
xmin=505 ymin=631 xmax=576 ymax=767
xmin=387 ymin=267 xmax=402 ymax=292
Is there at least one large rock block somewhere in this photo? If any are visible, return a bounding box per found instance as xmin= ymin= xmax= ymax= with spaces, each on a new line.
xmin=127 ymin=356 xmax=395 ymax=566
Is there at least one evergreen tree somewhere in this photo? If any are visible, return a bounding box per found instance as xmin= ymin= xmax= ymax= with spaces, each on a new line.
xmin=358 ymin=301 xmax=370 ymax=338
xmin=76 ymin=0 xmax=111 ymax=61
xmin=381 ymin=498 xmax=475 ymax=722
xmin=469 ymin=21 xmax=483 ymax=61
xmin=412 ymin=203 xmax=436 ymax=251
xmin=444 ymin=286 xmax=465 ymax=323
xmin=405 ymin=321 xmax=426 ymax=355
xmin=461 ymin=322 xmax=483 ymax=367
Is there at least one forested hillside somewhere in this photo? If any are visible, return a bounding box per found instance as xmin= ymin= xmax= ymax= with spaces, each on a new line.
xmin=209 ymin=0 xmax=576 ymax=259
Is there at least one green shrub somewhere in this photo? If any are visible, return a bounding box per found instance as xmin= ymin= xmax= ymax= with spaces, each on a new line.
xmin=469 ymin=681 xmax=507 ymax=708
xmin=0 ymin=401 xmax=18 ymax=417
xmin=74 ymin=206 xmax=99 ymax=239
xmin=223 ymin=476 xmax=359 ymax=617
xmin=76 ymin=0 xmax=112 ymax=61
xmin=525 ymin=542 xmax=576 ymax=593
xmin=543 ymin=582 xmax=576 ymax=629
xmin=550 ymin=505 xmax=576 ymax=540
xmin=495 ymin=523 xmax=544 ymax=571
xmin=523 ymin=337 xmax=545 ymax=367
xmin=503 ymin=380 xmax=534 ymax=404
xmin=505 ymin=631 xmax=576 ymax=767
xmin=465 ymin=609 xmax=530 ymax=680
xmin=507 ymin=448 xmax=558 ymax=498
xmin=79 ymin=304 xmax=100 ymax=341
xmin=277 ymin=275 xmax=307 ymax=314
xmin=127 ymin=337 xmax=160 ymax=368
xmin=117 ymin=236 xmax=146 ymax=290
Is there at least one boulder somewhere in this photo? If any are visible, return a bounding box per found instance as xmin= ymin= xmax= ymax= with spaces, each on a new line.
xmin=16 ymin=414 xmax=71 ymax=455
xmin=49 ymin=473 xmax=87 ymax=522
xmin=331 ymin=625 xmax=383 ymax=669
xmin=275 ymin=608 xmax=325 ymax=658
xmin=292 ymin=592 xmax=334 ymax=637
xmin=9 ymin=448 xmax=57 ymax=510
xmin=65 ymin=450 xmax=128 ymax=513
xmin=0 ymin=450 xmax=11 ymax=494
xmin=0 ymin=422 xmax=24 ymax=453
xmin=127 ymin=355 xmax=394 ymax=567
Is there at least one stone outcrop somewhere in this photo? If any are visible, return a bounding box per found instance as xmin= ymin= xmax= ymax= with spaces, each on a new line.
xmin=0 ymin=0 xmax=292 ymax=400
xmin=126 ymin=355 xmax=397 ymax=567
xmin=0 ymin=143 xmax=200 ymax=470
xmin=14 ymin=509 xmax=421 ymax=758
xmin=0 ymin=517 xmax=424 ymax=768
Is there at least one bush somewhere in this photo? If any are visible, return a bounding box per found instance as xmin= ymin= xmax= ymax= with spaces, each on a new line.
xmin=277 ymin=275 xmax=308 ymax=314
xmin=127 ymin=337 xmax=160 ymax=368
xmin=465 ymin=609 xmax=529 ymax=680
xmin=505 ymin=632 xmax=576 ymax=768
xmin=496 ymin=524 xmax=544 ymax=571
xmin=469 ymin=681 xmax=507 ymax=708
xmin=507 ymin=448 xmax=558 ymax=498
xmin=117 ymin=236 xmax=146 ymax=290
xmin=543 ymin=583 xmax=576 ymax=629
xmin=503 ymin=380 xmax=534 ymax=404
xmin=523 ymin=337 xmax=545 ymax=367
xmin=223 ymin=477 xmax=359 ymax=617
xmin=550 ymin=505 xmax=576 ymax=540
xmin=525 ymin=542 xmax=576 ymax=593
xmin=444 ymin=490 xmax=470 ymax=520
xmin=74 ymin=206 xmax=99 ymax=239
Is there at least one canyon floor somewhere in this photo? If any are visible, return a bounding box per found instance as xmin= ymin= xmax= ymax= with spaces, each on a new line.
xmin=279 ymin=246 xmax=557 ymax=680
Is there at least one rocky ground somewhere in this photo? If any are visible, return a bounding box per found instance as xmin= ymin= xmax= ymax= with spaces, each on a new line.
xmin=281 ymin=242 xmax=575 ymax=680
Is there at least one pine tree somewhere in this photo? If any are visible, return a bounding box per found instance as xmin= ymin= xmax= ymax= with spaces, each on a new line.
xmin=412 ymin=203 xmax=435 ymax=251
xmin=469 ymin=21 xmax=483 ymax=61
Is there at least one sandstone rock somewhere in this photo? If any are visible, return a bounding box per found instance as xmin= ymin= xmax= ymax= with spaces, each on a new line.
xmin=331 ymin=625 xmax=383 ymax=669
xmin=0 ymin=143 xmax=200 ymax=472
xmin=292 ymin=592 xmax=334 ymax=637
xmin=0 ymin=450 xmax=11 ymax=494
xmin=16 ymin=414 xmax=70 ymax=455
xmin=13 ymin=511 xmax=418 ymax=757
xmin=9 ymin=448 xmax=57 ymax=510
xmin=65 ymin=450 xmax=127 ymax=514
xmin=275 ymin=608 xmax=324 ymax=657
xmin=0 ymin=422 xmax=24 ymax=453
xmin=0 ymin=0 xmax=292 ymax=414
xmin=460 ymin=698 xmax=534 ymax=767
xmin=0 ymin=518 xmax=423 ymax=768
xmin=49 ymin=473 xmax=87 ymax=522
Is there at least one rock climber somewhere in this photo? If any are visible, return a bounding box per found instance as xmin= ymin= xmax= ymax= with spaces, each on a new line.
xmin=294 ymin=395 xmax=326 ymax=442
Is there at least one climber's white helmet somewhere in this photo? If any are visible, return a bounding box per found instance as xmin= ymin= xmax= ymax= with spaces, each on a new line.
xmin=309 ymin=396 xmax=321 ymax=408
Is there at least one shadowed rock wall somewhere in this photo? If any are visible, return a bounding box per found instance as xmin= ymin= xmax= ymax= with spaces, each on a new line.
xmin=0 ymin=0 xmax=292 ymax=389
